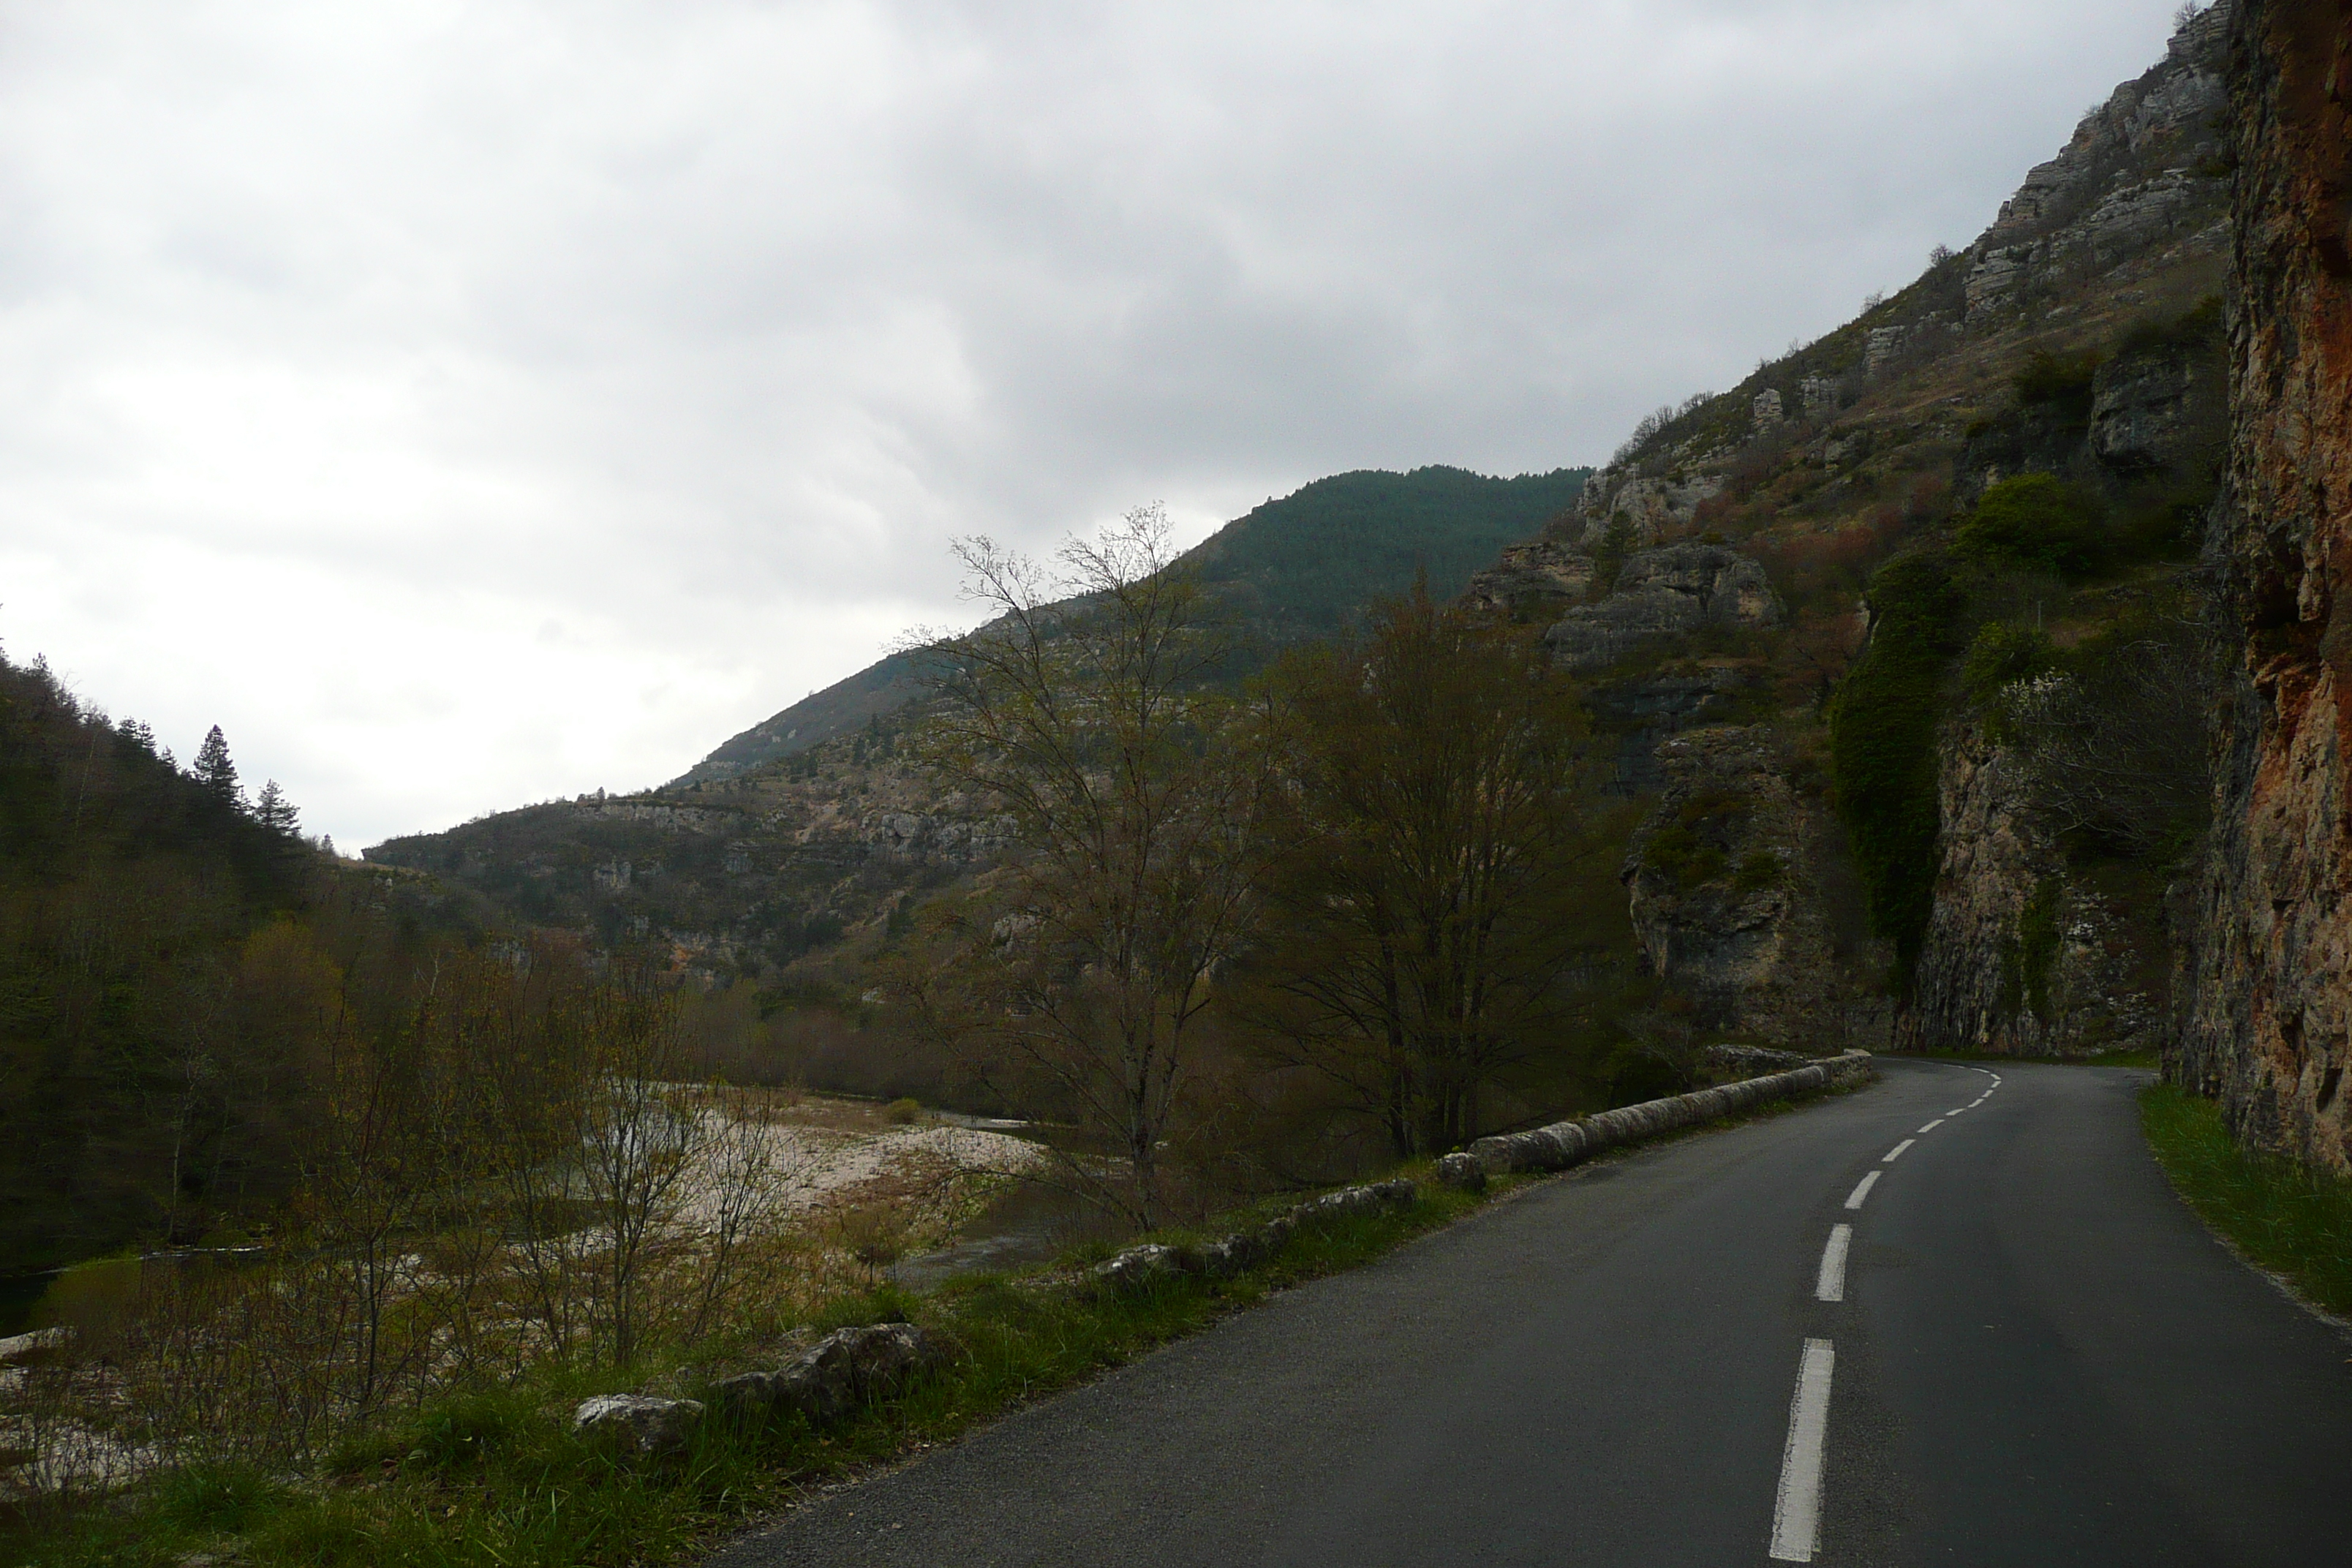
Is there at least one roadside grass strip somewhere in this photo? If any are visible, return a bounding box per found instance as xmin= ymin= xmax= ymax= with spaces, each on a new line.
xmin=1769 ymin=1338 xmax=1836 ymax=1562
xmin=2141 ymin=1081 xmax=2352 ymax=1322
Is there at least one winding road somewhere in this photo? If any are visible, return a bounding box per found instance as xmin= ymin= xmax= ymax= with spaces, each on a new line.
xmin=709 ymin=1060 xmax=2352 ymax=1567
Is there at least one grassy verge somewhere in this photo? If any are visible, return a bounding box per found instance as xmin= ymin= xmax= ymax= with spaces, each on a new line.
xmin=2 ymin=1172 xmax=1497 ymax=1568
xmin=2140 ymin=1080 xmax=2352 ymax=1321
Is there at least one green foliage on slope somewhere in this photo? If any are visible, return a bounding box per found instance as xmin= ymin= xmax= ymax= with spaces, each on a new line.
xmin=679 ymin=465 xmax=1590 ymax=783
xmin=1953 ymin=474 xmax=2110 ymax=579
xmin=0 ymin=656 xmax=312 ymax=1270
xmin=1828 ymin=551 xmax=1963 ymax=983
xmin=2142 ymin=1081 xmax=2352 ymax=1320
xmin=1184 ymin=464 xmax=1591 ymax=644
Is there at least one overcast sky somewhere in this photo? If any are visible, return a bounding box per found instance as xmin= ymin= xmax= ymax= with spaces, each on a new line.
xmin=1 ymin=0 xmax=2196 ymax=849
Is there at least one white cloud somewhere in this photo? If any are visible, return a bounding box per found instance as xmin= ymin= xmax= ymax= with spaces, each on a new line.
xmin=0 ymin=0 xmax=2193 ymax=845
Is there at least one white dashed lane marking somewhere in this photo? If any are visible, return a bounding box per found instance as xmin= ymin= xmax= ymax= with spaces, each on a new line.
xmin=1814 ymin=1224 xmax=1852 ymax=1303
xmin=1775 ymin=1063 xmax=2008 ymax=1558
xmin=1769 ymin=1338 xmax=1837 ymax=1561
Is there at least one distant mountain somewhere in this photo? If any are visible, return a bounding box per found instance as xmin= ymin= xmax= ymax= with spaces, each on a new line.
xmin=675 ymin=465 xmax=1590 ymax=785
xmin=369 ymin=464 xmax=1590 ymax=979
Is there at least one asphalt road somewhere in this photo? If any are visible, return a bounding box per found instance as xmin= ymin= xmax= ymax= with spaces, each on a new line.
xmin=709 ymin=1060 xmax=2352 ymax=1567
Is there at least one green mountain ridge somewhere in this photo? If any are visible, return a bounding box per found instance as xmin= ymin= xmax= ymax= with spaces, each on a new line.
xmin=674 ymin=464 xmax=1591 ymax=785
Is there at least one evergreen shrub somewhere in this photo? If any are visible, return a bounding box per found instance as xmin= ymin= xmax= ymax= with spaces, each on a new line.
xmin=1953 ymin=475 xmax=2108 ymax=579
xmin=1829 ymin=551 xmax=1962 ymax=983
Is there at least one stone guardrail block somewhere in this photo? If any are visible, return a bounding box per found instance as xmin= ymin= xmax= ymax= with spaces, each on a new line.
xmin=1455 ymin=1052 xmax=1873 ymax=1180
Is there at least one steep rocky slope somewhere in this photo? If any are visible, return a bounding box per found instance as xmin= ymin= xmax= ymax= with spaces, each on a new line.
xmin=2179 ymin=0 xmax=2352 ymax=1173
xmin=1458 ymin=3 xmax=2235 ymax=1052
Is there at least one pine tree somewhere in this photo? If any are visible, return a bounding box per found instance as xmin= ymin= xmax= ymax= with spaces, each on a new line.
xmin=192 ymin=725 xmax=244 ymax=813
xmin=254 ymin=779 xmax=300 ymax=837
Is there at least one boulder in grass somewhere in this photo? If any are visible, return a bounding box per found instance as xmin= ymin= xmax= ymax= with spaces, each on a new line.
xmin=707 ymin=1368 xmax=789 ymax=1422
xmin=573 ymin=1394 xmax=704 ymax=1456
xmin=1196 ymin=1229 xmax=1273 ymax=1278
xmin=1294 ymin=1178 xmax=1418 ymax=1226
xmin=714 ymin=1322 xmax=946 ymax=1427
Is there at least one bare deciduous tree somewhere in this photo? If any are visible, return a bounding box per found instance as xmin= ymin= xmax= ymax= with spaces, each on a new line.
xmin=906 ymin=505 xmax=1274 ymax=1228
xmin=1236 ymin=585 xmax=1606 ymax=1156
xmin=1997 ymin=608 xmax=2212 ymax=856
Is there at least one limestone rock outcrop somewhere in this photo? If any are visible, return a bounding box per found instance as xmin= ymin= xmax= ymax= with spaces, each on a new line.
xmin=1621 ymin=727 xmax=1875 ymax=1047
xmin=1896 ymin=723 xmax=2161 ymax=1057
xmin=1544 ymin=546 xmax=1782 ymax=673
xmin=1963 ymin=3 xmax=2231 ymax=320
xmin=2179 ymin=0 xmax=2352 ymax=1172
xmin=1572 ymin=467 xmax=1728 ymax=545
xmin=1459 ymin=538 xmax=1594 ymax=622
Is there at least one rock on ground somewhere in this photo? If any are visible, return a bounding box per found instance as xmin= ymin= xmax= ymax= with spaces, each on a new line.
xmin=573 ymin=1394 xmax=705 ymax=1455
xmin=711 ymin=1322 xmax=945 ymax=1426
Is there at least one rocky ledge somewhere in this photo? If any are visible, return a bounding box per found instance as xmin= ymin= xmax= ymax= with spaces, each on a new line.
xmin=1543 ymin=545 xmax=1782 ymax=673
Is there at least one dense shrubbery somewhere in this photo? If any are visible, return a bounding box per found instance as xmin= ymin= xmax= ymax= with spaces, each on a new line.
xmin=2011 ymin=347 xmax=2102 ymax=414
xmin=1953 ymin=474 xmax=2109 ymax=579
xmin=1960 ymin=621 xmax=2059 ymax=713
xmin=1828 ymin=551 xmax=1962 ymax=981
xmin=1974 ymin=605 xmax=2212 ymax=861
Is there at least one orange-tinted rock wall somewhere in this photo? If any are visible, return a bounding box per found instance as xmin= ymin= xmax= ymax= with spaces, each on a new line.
xmin=2181 ymin=0 xmax=2352 ymax=1170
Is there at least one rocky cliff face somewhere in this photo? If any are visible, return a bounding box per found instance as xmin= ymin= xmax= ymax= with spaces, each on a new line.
xmin=1622 ymin=727 xmax=1881 ymax=1048
xmin=1543 ymin=546 xmax=1782 ymax=673
xmin=1898 ymin=720 xmax=2163 ymax=1056
xmin=1477 ymin=5 xmax=2238 ymax=1052
xmin=2179 ymin=0 xmax=2352 ymax=1172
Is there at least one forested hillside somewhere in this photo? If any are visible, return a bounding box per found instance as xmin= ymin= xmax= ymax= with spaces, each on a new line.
xmin=0 ymin=653 xmax=309 ymax=1267
xmin=673 ymin=465 xmax=1590 ymax=785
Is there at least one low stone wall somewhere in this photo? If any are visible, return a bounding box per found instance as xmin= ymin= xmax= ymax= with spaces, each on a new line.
xmin=1090 ymin=1178 xmax=1420 ymax=1294
xmin=1455 ymin=1052 xmax=1874 ymax=1181
xmin=578 ymin=1063 xmax=1871 ymax=1444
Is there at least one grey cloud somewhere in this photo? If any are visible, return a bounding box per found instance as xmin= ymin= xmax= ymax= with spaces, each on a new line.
xmin=0 ymin=0 xmax=2194 ymax=845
